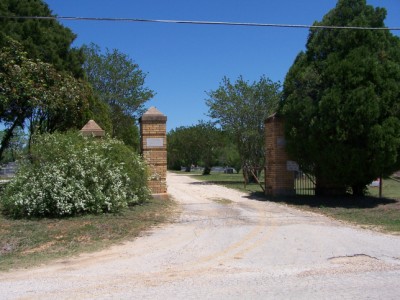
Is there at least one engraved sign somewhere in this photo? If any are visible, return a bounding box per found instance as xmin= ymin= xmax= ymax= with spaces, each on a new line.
xmin=277 ymin=137 xmax=286 ymax=148
xmin=286 ymin=160 xmax=299 ymax=171
xmin=147 ymin=138 xmax=164 ymax=147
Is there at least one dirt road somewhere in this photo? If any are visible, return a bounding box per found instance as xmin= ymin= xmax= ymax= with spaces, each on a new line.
xmin=1 ymin=172 xmax=400 ymax=299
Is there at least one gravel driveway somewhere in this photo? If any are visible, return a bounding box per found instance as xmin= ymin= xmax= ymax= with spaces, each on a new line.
xmin=1 ymin=172 xmax=400 ymax=299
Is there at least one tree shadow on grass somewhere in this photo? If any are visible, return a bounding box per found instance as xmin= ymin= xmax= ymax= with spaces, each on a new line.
xmin=244 ymin=192 xmax=398 ymax=209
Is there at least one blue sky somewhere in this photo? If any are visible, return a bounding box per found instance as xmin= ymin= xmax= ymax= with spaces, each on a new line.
xmin=44 ymin=0 xmax=400 ymax=131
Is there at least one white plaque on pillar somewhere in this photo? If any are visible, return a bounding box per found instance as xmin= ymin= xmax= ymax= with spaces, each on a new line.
xmin=147 ymin=138 xmax=164 ymax=147
xmin=277 ymin=137 xmax=286 ymax=148
xmin=286 ymin=160 xmax=299 ymax=171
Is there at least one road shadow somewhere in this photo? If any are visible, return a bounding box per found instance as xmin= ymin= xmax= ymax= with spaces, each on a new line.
xmin=244 ymin=192 xmax=398 ymax=209
xmin=189 ymin=180 xmax=244 ymax=186
xmin=188 ymin=178 xmax=398 ymax=209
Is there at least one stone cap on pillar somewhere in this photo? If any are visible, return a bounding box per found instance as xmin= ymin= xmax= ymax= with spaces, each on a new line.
xmin=80 ymin=120 xmax=105 ymax=137
xmin=140 ymin=107 xmax=167 ymax=123
xmin=265 ymin=112 xmax=282 ymax=124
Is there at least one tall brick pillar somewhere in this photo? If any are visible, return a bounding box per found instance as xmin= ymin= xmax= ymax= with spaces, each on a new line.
xmin=265 ymin=114 xmax=295 ymax=196
xmin=139 ymin=107 xmax=167 ymax=195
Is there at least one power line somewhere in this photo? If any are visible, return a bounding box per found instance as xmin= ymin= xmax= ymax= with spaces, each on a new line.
xmin=0 ymin=15 xmax=399 ymax=31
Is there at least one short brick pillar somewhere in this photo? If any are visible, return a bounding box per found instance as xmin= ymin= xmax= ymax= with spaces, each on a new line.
xmin=80 ymin=120 xmax=105 ymax=138
xmin=139 ymin=107 xmax=167 ymax=195
xmin=265 ymin=114 xmax=295 ymax=196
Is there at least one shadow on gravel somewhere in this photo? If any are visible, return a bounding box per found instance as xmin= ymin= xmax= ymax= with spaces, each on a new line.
xmin=188 ymin=178 xmax=398 ymax=209
xmin=189 ymin=180 xmax=244 ymax=186
xmin=244 ymin=192 xmax=398 ymax=209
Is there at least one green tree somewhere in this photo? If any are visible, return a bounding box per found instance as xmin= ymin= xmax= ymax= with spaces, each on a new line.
xmin=0 ymin=0 xmax=84 ymax=78
xmin=281 ymin=0 xmax=400 ymax=196
xmin=217 ymin=137 xmax=242 ymax=174
xmin=0 ymin=38 xmax=91 ymax=160
xmin=167 ymin=126 xmax=200 ymax=172
xmin=0 ymin=127 xmax=26 ymax=163
xmin=206 ymin=76 xmax=281 ymax=182
xmin=84 ymin=92 xmax=113 ymax=135
xmin=82 ymin=44 xmax=154 ymax=150
xmin=111 ymin=106 xmax=140 ymax=151
xmin=194 ymin=122 xmax=226 ymax=175
xmin=167 ymin=122 xmax=225 ymax=174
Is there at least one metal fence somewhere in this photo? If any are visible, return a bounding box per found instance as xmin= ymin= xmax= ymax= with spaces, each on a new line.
xmin=294 ymin=173 xmax=400 ymax=198
xmin=368 ymin=176 xmax=400 ymax=199
xmin=295 ymin=171 xmax=315 ymax=195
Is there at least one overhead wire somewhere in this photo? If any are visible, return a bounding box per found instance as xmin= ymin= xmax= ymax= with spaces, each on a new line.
xmin=0 ymin=15 xmax=399 ymax=31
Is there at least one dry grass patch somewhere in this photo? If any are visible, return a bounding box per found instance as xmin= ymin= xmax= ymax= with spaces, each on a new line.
xmin=0 ymin=196 xmax=177 ymax=271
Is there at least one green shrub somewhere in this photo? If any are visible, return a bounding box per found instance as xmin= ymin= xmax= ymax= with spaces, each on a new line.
xmin=1 ymin=132 xmax=150 ymax=218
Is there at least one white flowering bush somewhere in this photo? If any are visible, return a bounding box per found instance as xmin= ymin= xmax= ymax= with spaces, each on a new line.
xmin=1 ymin=132 xmax=150 ymax=218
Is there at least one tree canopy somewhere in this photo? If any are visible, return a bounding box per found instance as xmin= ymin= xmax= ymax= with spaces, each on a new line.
xmin=281 ymin=0 xmax=400 ymax=195
xmin=0 ymin=1 xmax=148 ymax=159
xmin=206 ymin=76 xmax=281 ymax=181
xmin=82 ymin=44 xmax=154 ymax=149
xmin=0 ymin=0 xmax=84 ymax=78
xmin=167 ymin=122 xmax=227 ymax=174
xmin=0 ymin=0 xmax=109 ymax=161
xmin=0 ymin=38 xmax=91 ymax=160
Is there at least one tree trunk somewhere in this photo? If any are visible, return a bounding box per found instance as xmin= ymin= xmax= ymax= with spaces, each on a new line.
xmin=0 ymin=118 xmax=22 ymax=161
xmin=315 ymin=176 xmax=347 ymax=196
xmin=243 ymin=167 xmax=258 ymax=184
xmin=202 ymin=166 xmax=211 ymax=175
xmin=352 ymin=184 xmax=366 ymax=197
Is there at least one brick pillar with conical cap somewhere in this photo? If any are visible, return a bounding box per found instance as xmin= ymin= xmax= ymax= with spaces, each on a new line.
xmin=139 ymin=107 xmax=167 ymax=195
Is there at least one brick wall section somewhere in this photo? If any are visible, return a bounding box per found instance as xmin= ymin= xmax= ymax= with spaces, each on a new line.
xmin=265 ymin=114 xmax=295 ymax=196
xmin=139 ymin=107 xmax=167 ymax=195
xmin=141 ymin=124 xmax=167 ymax=137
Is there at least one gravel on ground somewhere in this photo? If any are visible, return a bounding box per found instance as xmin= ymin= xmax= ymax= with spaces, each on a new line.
xmin=1 ymin=172 xmax=400 ymax=299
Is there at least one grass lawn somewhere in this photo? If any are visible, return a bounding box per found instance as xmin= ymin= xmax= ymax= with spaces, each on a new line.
xmin=187 ymin=171 xmax=265 ymax=194
xmin=368 ymin=178 xmax=400 ymax=199
xmin=188 ymin=171 xmax=400 ymax=234
xmin=0 ymin=196 xmax=177 ymax=271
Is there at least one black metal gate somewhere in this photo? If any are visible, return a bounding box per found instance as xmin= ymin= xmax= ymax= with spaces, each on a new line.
xmin=295 ymin=171 xmax=315 ymax=195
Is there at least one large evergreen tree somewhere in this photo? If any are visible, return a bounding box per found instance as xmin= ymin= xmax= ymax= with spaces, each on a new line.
xmin=0 ymin=0 xmax=84 ymax=78
xmin=281 ymin=0 xmax=400 ymax=195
